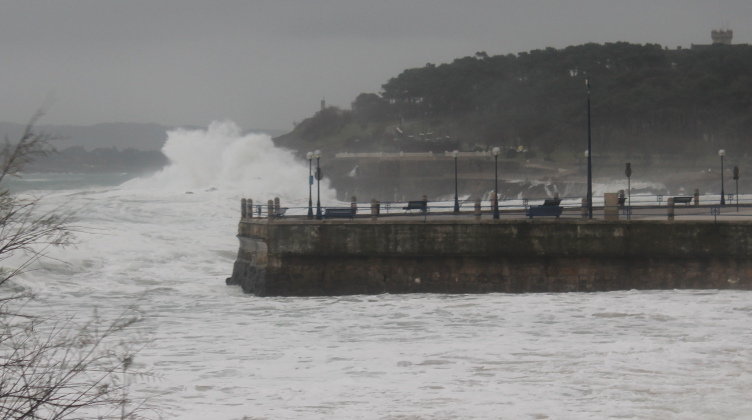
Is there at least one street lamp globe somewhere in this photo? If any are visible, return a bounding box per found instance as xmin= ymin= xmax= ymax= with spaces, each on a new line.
xmin=492 ymin=147 xmax=500 ymax=157
xmin=719 ymin=149 xmax=726 ymax=157
xmin=314 ymin=149 xmax=321 ymax=159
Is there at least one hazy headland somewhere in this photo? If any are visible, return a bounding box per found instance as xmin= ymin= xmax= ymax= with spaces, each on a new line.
xmin=7 ymin=41 xmax=751 ymax=198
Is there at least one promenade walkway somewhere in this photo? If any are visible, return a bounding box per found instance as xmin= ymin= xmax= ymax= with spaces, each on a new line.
xmin=243 ymin=194 xmax=752 ymax=223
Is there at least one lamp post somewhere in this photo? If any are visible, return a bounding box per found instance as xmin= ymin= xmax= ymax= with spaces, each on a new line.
xmin=306 ymin=151 xmax=313 ymax=219
xmin=314 ymin=149 xmax=322 ymax=219
xmin=625 ymin=162 xmax=632 ymax=220
xmin=492 ymin=147 xmax=500 ymax=219
xmin=586 ymin=78 xmax=593 ymax=219
xmin=733 ymin=165 xmax=739 ymax=211
xmin=453 ymin=150 xmax=460 ymax=214
xmin=719 ymin=149 xmax=726 ymax=205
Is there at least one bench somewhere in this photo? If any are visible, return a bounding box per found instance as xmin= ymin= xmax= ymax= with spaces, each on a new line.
xmin=403 ymin=200 xmax=427 ymax=213
xmin=526 ymin=198 xmax=563 ymax=218
xmin=673 ymin=196 xmax=693 ymax=205
xmin=323 ymin=207 xmax=355 ymax=219
xmin=526 ymin=205 xmax=563 ymax=218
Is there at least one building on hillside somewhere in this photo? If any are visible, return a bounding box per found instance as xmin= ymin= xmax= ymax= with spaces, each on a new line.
xmin=692 ymin=29 xmax=737 ymax=49
xmin=711 ymin=29 xmax=733 ymax=45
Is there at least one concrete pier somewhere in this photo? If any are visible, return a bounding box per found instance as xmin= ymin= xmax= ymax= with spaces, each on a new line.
xmin=227 ymin=215 xmax=752 ymax=296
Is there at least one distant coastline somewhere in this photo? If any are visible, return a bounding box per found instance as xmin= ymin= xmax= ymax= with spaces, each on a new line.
xmin=0 ymin=121 xmax=284 ymax=174
xmin=24 ymin=146 xmax=167 ymax=174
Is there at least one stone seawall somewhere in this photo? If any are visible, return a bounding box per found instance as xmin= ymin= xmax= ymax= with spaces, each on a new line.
xmin=226 ymin=219 xmax=752 ymax=296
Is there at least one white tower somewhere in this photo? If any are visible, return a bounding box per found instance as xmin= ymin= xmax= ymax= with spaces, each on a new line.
xmin=711 ymin=29 xmax=733 ymax=45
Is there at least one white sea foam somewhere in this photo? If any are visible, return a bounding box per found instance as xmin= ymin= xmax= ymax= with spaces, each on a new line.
xmin=124 ymin=120 xmax=337 ymax=205
xmin=7 ymin=122 xmax=752 ymax=419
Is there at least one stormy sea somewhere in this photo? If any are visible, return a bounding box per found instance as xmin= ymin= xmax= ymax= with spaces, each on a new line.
xmin=9 ymin=122 xmax=752 ymax=419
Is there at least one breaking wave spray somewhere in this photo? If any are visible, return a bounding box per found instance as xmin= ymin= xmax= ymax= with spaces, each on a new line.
xmin=125 ymin=120 xmax=337 ymax=205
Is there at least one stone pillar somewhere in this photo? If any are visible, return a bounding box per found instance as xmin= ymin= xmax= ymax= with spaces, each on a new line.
xmin=604 ymin=192 xmax=619 ymax=221
xmin=371 ymin=199 xmax=379 ymax=219
xmin=241 ymin=198 xmax=247 ymax=219
xmin=274 ymin=197 xmax=280 ymax=216
xmin=474 ymin=198 xmax=482 ymax=220
xmin=267 ymin=200 xmax=274 ymax=219
xmin=694 ymin=189 xmax=700 ymax=206
xmin=351 ymin=196 xmax=357 ymax=215
xmin=667 ymin=197 xmax=675 ymax=221
xmin=247 ymin=199 xmax=253 ymax=219
xmin=581 ymin=198 xmax=588 ymax=219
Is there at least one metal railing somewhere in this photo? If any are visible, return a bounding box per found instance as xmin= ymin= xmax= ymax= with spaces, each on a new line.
xmin=239 ymin=193 xmax=752 ymax=222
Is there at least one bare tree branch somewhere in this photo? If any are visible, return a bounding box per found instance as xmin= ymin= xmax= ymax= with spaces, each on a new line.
xmin=0 ymin=114 xmax=156 ymax=419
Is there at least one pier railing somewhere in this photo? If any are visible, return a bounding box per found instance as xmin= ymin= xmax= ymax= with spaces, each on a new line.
xmin=239 ymin=193 xmax=752 ymax=222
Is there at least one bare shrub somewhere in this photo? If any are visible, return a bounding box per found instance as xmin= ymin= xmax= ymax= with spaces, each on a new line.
xmin=0 ymin=113 xmax=153 ymax=419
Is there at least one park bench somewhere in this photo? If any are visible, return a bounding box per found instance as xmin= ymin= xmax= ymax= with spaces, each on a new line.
xmin=403 ymin=200 xmax=428 ymax=213
xmin=526 ymin=198 xmax=563 ymax=219
xmin=323 ymin=207 xmax=356 ymax=219
xmin=673 ymin=196 xmax=693 ymax=205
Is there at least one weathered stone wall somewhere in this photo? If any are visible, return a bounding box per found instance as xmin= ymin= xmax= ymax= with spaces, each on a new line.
xmin=226 ymin=219 xmax=752 ymax=296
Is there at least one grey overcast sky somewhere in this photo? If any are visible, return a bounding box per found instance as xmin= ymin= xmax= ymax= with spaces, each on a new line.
xmin=1 ymin=0 xmax=751 ymax=131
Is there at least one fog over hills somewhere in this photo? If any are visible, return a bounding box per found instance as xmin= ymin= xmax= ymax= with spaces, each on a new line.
xmin=0 ymin=121 xmax=285 ymax=151
xmin=0 ymin=121 xmax=169 ymax=151
xmin=0 ymin=121 xmax=285 ymax=173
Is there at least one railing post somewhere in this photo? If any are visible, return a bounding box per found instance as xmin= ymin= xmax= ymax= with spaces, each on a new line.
xmin=604 ymin=192 xmax=619 ymax=221
xmin=274 ymin=197 xmax=280 ymax=216
xmin=371 ymin=199 xmax=378 ymax=220
xmin=267 ymin=199 xmax=274 ymax=219
xmin=581 ymin=198 xmax=588 ymax=219
xmin=351 ymin=196 xmax=357 ymax=215
xmin=492 ymin=191 xmax=499 ymax=219
xmin=667 ymin=197 xmax=675 ymax=221
xmin=694 ymin=188 xmax=700 ymax=206
xmin=241 ymin=198 xmax=247 ymax=219
xmin=247 ymin=199 xmax=253 ymax=219
xmin=474 ymin=198 xmax=481 ymax=220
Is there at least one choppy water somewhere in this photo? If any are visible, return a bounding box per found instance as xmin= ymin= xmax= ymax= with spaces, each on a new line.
xmin=8 ymin=122 xmax=752 ymax=419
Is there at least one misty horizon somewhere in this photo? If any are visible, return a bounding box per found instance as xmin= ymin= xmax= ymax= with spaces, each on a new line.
xmin=2 ymin=1 xmax=751 ymax=131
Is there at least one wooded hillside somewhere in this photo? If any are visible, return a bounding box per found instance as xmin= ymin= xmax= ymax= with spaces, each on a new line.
xmin=277 ymin=42 xmax=752 ymax=163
